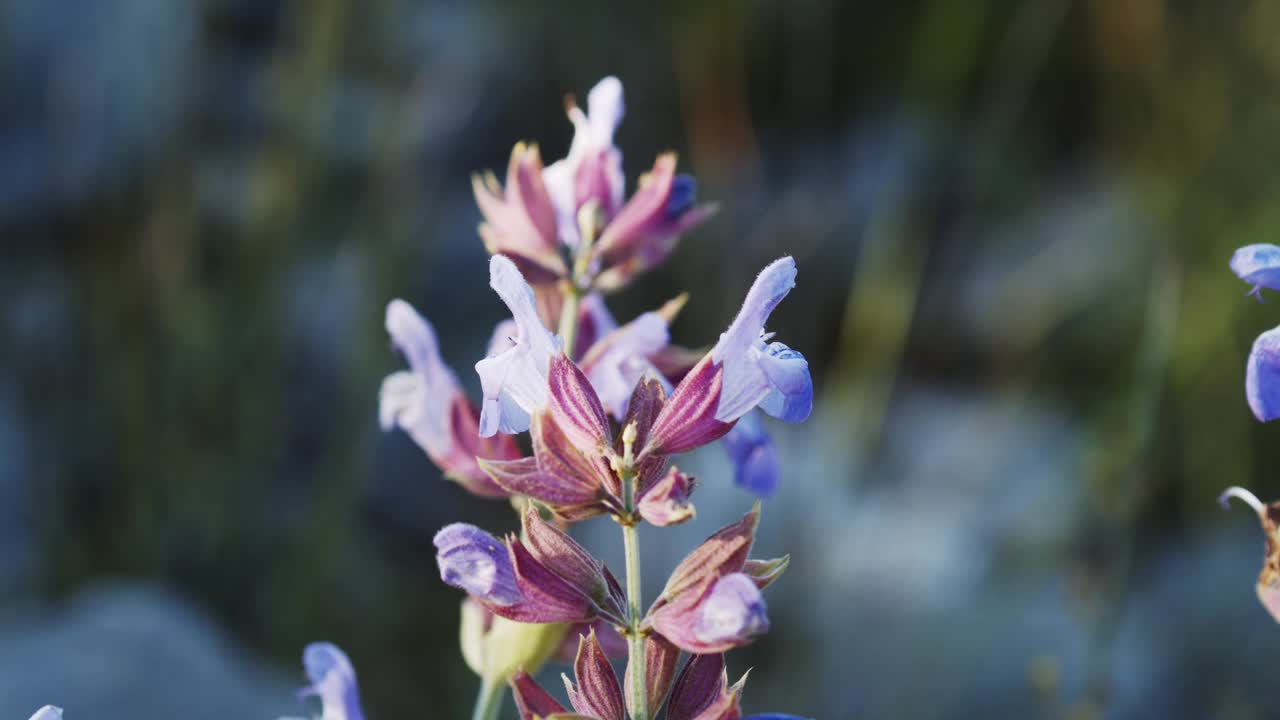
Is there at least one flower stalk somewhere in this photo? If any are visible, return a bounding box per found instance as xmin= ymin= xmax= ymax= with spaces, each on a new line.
xmin=471 ymin=676 xmax=504 ymax=720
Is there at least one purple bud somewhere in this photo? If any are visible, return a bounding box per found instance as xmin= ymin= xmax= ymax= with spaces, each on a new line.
xmin=300 ymin=642 xmax=365 ymax=720
xmin=665 ymin=653 xmax=729 ymax=720
xmin=563 ymin=630 xmax=625 ymax=720
xmin=593 ymin=153 xmax=718 ymax=290
xmin=638 ymin=467 xmax=697 ymax=527
xmin=1232 ymin=243 xmax=1280 ymax=299
xmin=522 ymin=508 xmax=623 ymax=616
xmin=721 ymin=412 xmax=780 ymax=497
xmin=434 ymin=524 xmax=522 ymax=606
xmin=692 ymin=573 xmax=770 ymax=646
xmin=624 ymin=633 xmax=680 ymax=720
xmin=1247 ymin=325 xmax=1280 ymax=421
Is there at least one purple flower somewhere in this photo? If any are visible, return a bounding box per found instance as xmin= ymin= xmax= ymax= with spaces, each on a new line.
xmin=643 ymin=258 xmax=811 ymax=457
xmin=544 ymin=76 xmax=626 ymax=246
xmin=476 ymin=255 xmax=562 ymax=436
xmin=434 ymin=523 xmax=522 ymax=606
xmin=473 ymin=143 xmax=566 ymax=282
xmin=379 ymin=299 xmax=520 ymax=497
xmin=1247 ymin=325 xmax=1280 ymax=421
xmin=300 ymin=642 xmax=364 ymax=720
xmin=28 ymin=708 xmax=62 ymax=720
xmin=692 ymin=573 xmax=770 ymax=646
xmin=1232 ymin=243 xmax=1280 ymax=300
xmin=721 ymin=412 xmax=780 ymax=497
xmin=711 ymin=257 xmax=812 ymax=423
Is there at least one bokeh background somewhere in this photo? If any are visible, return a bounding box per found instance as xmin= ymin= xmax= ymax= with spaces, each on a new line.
xmin=4 ymin=0 xmax=1280 ymax=717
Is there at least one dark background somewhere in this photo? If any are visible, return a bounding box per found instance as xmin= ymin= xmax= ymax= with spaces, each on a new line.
xmin=2 ymin=1 xmax=1280 ymax=718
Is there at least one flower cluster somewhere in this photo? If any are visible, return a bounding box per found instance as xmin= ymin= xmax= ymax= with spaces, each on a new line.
xmin=21 ymin=76 xmax=814 ymax=720
xmin=394 ymin=77 xmax=812 ymax=720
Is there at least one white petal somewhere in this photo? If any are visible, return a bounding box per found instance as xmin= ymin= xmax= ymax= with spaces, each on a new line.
xmin=586 ymin=76 xmax=625 ymax=144
xmin=475 ymin=256 xmax=559 ymax=436
xmin=584 ymin=312 xmax=670 ymax=418
xmin=29 ymin=707 xmax=63 ymax=720
xmin=381 ymin=300 xmax=461 ymax=456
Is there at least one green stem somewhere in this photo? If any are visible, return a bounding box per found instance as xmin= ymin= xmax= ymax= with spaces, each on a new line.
xmin=471 ymin=676 xmax=504 ymax=720
xmin=558 ymin=281 xmax=583 ymax=359
xmin=622 ymin=520 xmax=649 ymax=720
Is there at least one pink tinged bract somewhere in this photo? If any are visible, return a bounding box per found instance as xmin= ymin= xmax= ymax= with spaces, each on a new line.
xmin=476 ymin=255 xmax=561 ymax=437
xmin=548 ymin=353 xmax=613 ymax=451
xmin=473 ymin=143 xmax=566 ymax=281
xmin=638 ymin=466 xmax=697 ymax=527
xmin=511 ymin=671 xmax=568 ymax=720
xmin=710 ymin=257 xmax=812 ymax=424
xmin=544 ymin=76 xmax=626 ymax=246
xmin=300 ymin=642 xmax=365 ymax=720
xmin=665 ymin=653 xmax=734 ymax=720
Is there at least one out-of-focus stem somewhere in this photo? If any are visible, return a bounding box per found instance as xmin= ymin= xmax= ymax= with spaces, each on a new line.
xmin=470 ymin=676 xmax=503 ymax=720
xmin=559 ymin=281 xmax=583 ymax=358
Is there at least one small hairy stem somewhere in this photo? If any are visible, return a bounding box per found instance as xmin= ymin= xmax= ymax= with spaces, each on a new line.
xmin=622 ymin=520 xmax=649 ymax=720
xmin=470 ymin=676 xmax=504 ymax=720
xmin=559 ymin=282 xmax=583 ymax=359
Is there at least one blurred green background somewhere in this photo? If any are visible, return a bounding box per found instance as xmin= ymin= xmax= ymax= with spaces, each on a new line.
xmin=4 ymin=0 xmax=1280 ymax=718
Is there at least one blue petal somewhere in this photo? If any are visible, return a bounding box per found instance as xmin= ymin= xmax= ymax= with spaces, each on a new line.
xmin=722 ymin=412 xmax=780 ymax=497
xmin=433 ymin=523 xmax=522 ymax=605
xmin=1247 ymin=326 xmax=1280 ymax=421
xmin=28 ymin=707 xmax=62 ymax=720
xmin=1232 ymin=244 xmax=1280 ymax=296
xmin=712 ymin=258 xmax=802 ymax=422
xmin=301 ymin=642 xmax=364 ymax=720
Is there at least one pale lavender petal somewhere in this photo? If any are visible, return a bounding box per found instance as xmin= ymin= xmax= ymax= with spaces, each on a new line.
xmin=586 ymin=76 xmax=624 ymax=144
xmin=1232 ymin=244 xmax=1280 ymax=298
xmin=1247 ymin=325 xmax=1280 ymax=421
xmin=28 ymin=707 xmax=62 ymax=720
xmin=486 ymin=318 xmax=519 ymax=358
xmin=710 ymin=258 xmax=807 ymax=422
xmin=301 ymin=642 xmax=364 ymax=720
xmin=584 ymin=312 xmax=671 ymax=418
xmin=721 ymin=412 xmax=780 ymax=497
xmin=379 ymin=300 xmax=462 ymax=456
xmin=434 ymin=523 xmax=522 ymax=606
xmin=475 ymin=256 xmax=560 ymax=436
xmin=692 ymin=573 xmax=769 ymax=645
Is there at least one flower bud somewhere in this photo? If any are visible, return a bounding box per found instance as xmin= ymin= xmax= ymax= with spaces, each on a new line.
xmin=522 ymin=508 xmax=626 ymax=618
xmin=1247 ymin=325 xmax=1280 ymax=421
xmin=460 ymin=599 xmax=566 ymax=685
xmin=638 ymin=467 xmax=697 ymax=527
xmin=563 ymin=630 xmax=625 ymax=720
xmin=692 ymin=573 xmax=770 ymax=646
xmin=665 ymin=653 xmax=731 ymax=720
xmin=434 ymin=524 xmax=522 ymax=606
xmin=624 ymin=633 xmax=679 ymax=720
xmin=593 ymin=153 xmax=717 ymax=290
